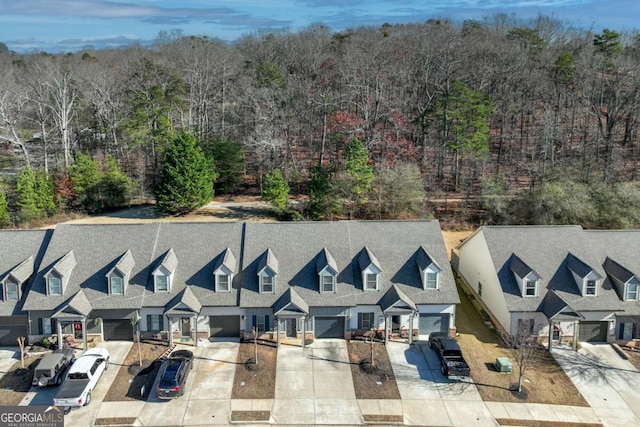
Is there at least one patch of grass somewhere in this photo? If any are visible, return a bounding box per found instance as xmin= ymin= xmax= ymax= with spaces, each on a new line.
xmin=103 ymin=341 xmax=167 ymax=402
xmin=348 ymin=341 xmax=400 ymax=400
xmin=231 ymin=410 xmax=270 ymax=422
xmin=231 ymin=342 xmax=277 ymax=399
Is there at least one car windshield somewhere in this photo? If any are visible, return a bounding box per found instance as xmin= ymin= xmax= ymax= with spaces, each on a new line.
xmin=67 ymin=372 xmax=88 ymax=380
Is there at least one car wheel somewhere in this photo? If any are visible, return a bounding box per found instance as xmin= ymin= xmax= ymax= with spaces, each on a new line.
xmin=105 ymin=357 xmax=109 ymax=370
xmin=441 ymin=365 xmax=446 ymax=376
xmin=55 ymin=375 xmax=62 ymax=386
xmin=84 ymin=392 xmax=91 ymax=406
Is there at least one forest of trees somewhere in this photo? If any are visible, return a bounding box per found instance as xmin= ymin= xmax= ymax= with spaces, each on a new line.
xmin=1 ymin=14 xmax=640 ymax=227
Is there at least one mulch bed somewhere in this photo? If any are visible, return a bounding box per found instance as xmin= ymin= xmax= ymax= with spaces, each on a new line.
xmin=0 ymin=355 xmax=42 ymax=406
xmin=103 ymin=341 xmax=167 ymax=402
xmin=230 ymin=410 xmax=271 ymax=422
xmin=231 ymin=342 xmax=277 ymax=399
xmin=623 ymin=348 xmax=640 ymax=371
xmin=347 ymin=341 xmax=401 ymax=399
xmin=495 ymin=419 xmax=602 ymax=427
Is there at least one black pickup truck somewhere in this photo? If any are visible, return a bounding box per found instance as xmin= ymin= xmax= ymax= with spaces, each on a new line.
xmin=429 ymin=332 xmax=471 ymax=377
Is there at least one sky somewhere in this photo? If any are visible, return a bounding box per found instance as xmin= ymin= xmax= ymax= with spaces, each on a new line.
xmin=0 ymin=0 xmax=638 ymax=53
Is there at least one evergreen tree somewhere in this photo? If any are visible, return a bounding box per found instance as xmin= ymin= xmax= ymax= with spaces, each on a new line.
xmin=154 ymin=132 xmax=215 ymax=215
xmin=0 ymin=190 xmax=11 ymax=228
xmin=15 ymin=167 xmax=41 ymax=222
xmin=202 ymin=138 xmax=245 ymax=194
xmin=34 ymin=168 xmax=56 ymax=216
xmin=69 ymin=153 xmax=103 ymax=212
xmin=101 ymin=155 xmax=131 ymax=209
xmin=262 ymin=169 xmax=289 ymax=212
xmin=341 ymin=138 xmax=374 ymax=215
xmin=308 ymin=165 xmax=337 ymax=219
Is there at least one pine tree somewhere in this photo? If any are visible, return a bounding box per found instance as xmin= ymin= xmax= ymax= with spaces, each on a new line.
xmin=34 ymin=168 xmax=56 ymax=216
xmin=15 ymin=167 xmax=41 ymax=222
xmin=0 ymin=190 xmax=11 ymax=227
xmin=262 ymin=169 xmax=289 ymax=212
xmin=69 ymin=153 xmax=103 ymax=212
xmin=154 ymin=132 xmax=215 ymax=215
xmin=101 ymin=155 xmax=131 ymax=209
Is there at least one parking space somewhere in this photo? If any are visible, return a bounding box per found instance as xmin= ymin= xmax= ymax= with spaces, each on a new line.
xmin=552 ymin=343 xmax=640 ymax=427
xmin=386 ymin=341 xmax=496 ymax=426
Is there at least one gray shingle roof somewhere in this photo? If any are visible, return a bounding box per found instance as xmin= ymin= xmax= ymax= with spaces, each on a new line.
xmin=53 ymin=289 xmax=92 ymax=317
xmin=213 ymin=248 xmax=236 ymax=274
xmin=50 ymin=251 xmax=77 ymax=278
xmin=7 ymin=256 xmax=35 ymax=285
xmin=358 ymin=247 xmax=382 ymax=271
xmin=112 ymin=250 xmax=135 ymax=277
xmin=470 ymin=226 xmax=623 ymax=314
xmin=316 ymin=248 xmax=338 ymax=275
xmin=541 ymin=290 xmax=583 ymax=321
xmin=379 ymin=284 xmax=417 ymax=313
xmin=603 ymin=257 xmax=634 ymax=283
xmin=156 ymin=248 xmax=178 ymax=274
xmin=510 ymin=254 xmax=537 ymax=279
xmin=240 ymin=221 xmax=459 ymax=309
xmin=567 ymin=253 xmax=599 ymax=279
xmin=0 ymin=229 xmax=49 ymax=316
xmin=257 ymin=248 xmax=278 ymax=275
xmin=273 ymin=288 xmax=309 ymax=315
xmin=164 ymin=286 xmax=202 ymax=315
xmin=416 ymin=247 xmax=440 ymax=271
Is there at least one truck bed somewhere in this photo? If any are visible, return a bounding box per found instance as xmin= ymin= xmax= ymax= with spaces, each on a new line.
xmin=53 ymin=379 xmax=89 ymax=405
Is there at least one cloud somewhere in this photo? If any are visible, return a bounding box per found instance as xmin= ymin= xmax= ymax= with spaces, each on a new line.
xmin=5 ymin=34 xmax=142 ymax=53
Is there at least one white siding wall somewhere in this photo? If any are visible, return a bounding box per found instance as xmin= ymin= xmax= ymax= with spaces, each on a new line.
xmin=457 ymin=231 xmax=512 ymax=331
xmin=199 ymin=307 xmax=244 ymax=317
xmin=349 ymin=305 xmax=384 ymax=329
xmin=510 ymin=312 xmax=548 ymax=335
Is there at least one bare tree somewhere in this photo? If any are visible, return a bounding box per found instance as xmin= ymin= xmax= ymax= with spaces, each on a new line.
xmin=501 ymin=325 xmax=539 ymax=393
xmin=0 ymin=60 xmax=31 ymax=166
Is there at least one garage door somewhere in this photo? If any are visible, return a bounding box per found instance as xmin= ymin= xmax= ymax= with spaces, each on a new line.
xmin=103 ymin=319 xmax=133 ymax=341
xmin=579 ymin=321 xmax=608 ymax=343
xmin=314 ymin=316 xmax=345 ymax=338
xmin=418 ymin=313 xmax=448 ymax=336
xmin=209 ymin=316 xmax=240 ymax=338
xmin=0 ymin=325 xmax=27 ymax=346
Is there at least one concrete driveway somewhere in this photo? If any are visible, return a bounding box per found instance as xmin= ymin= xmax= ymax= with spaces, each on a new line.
xmin=19 ymin=341 xmax=132 ymax=426
xmin=134 ymin=340 xmax=240 ymax=426
xmin=386 ymin=341 xmax=496 ymax=426
xmin=272 ymin=339 xmax=363 ymax=425
xmin=0 ymin=347 xmax=19 ymax=375
xmin=552 ymin=343 xmax=640 ymax=427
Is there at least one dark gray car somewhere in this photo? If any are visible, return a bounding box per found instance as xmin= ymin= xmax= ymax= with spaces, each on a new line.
xmin=156 ymin=350 xmax=194 ymax=399
xmin=32 ymin=348 xmax=75 ymax=387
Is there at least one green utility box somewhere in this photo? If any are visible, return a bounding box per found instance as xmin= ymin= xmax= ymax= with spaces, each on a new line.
xmin=495 ymin=357 xmax=513 ymax=373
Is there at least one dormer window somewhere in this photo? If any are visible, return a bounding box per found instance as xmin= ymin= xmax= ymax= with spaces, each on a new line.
xmin=48 ymin=276 xmax=62 ymax=295
xmin=216 ymin=273 xmax=231 ymax=292
xmin=627 ymin=280 xmax=639 ymax=301
xmin=261 ymin=275 xmax=274 ymax=293
xmin=156 ymin=274 xmax=169 ymax=292
xmin=416 ymin=247 xmax=441 ymax=290
xmin=364 ymin=271 xmax=379 ymax=290
xmin=320 ymin=273 xmax=336 ymax=293
xmin=525 ymin=280 xmax=538 ymax=297
xmin=110 ymin=276 xmax=124 ymax=295
xmin=4 ymin=280 xmax=19 ymax=301
xmin=585 ymin=279 xmax=598 ymax=296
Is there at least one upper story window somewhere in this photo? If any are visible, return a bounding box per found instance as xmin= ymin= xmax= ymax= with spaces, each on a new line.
xmin=110 ymin=276 xmax=124 ymax=295
xmin=365 ymin=273 xmax=378 ymax=291
xmin=525 ymin=280 xmax=538 ymax=297
xmin=426 ymin=271 xmax=438 ymax=289
xmin=585 ymin=279 xmax=598 ymax=296
xmin=156 ymin=275 xmax=169 ymax=292
xmin=217 ymin=274 xmax=231 ymax=292
xmin=320 ymin=274 xmax=335 ymax=293
xmin=48 ymin=277 xmax=62 ymax=295
xmin=261 ymin=275 xmax=274 ymax=293
xmin=4 ymin=281 xmax=19 ymax=301
xmin=626 ymin=281 xmax=639 ymax=301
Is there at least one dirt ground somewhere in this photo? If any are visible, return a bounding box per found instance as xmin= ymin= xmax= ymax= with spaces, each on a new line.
xmin=103 ymin=340 xmax=167 ymax=402
xmin=441 ymin=229 xmax=473 ymax=260
xmin=624 ymin=349 xmax=640 ymax=370
xmin=348 ymin=341 xmax=400 ymax=400
xmin=0 ymin=355 xmax=42 ymax=406
xmin=456 ymin=283 xmax=588 ymax=406
xmin=231 ymin=342 xmax=277 ymax=399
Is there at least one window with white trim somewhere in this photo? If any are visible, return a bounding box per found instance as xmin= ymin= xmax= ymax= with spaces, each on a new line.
xmin=365 ymin=273 xmax=378 ymax=290
xmin=426 ymin=272 xmax=438 ymax=289
xmin=217 ymin=274 xmax=231 ymax=292
xmin=358 ymin=312 xmax=374 ymax=329
xmin=110 ymin=276 xmax=124 ymax=295
xmin=627 ymin=281 xmax=639 ymax=301
xmin=525 ymin=280 xmax=537 ymax=297
xmin=48 ymin=277 xmax=62 ymax=295
xmin=156 ymin=275 xmax=168 ymax=292
xmin=256 ymin=315 xmax=266 ymax=333
xmin=41 ymin=317 xmax=52 ymax=335
xmin=320 ymin=274 xmax=335 ymax=293
xmin=5 ymin=281 xmax=19 ymax=300
xmin=585 ymin=280 xmax=597 ymax=296
xmin=261 ymin=275 xmax=274 ymax=293
xmin=146 ymin=314 xmax=162 ymax=331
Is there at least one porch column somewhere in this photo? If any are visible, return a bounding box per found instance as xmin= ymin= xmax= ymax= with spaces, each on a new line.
xmin=408 ymin=314 xmax=414 ymax=345
xmin=167 ymin=316 xmax=174 ymax=347
xmin=301 ymin=316 xmax=306 ymax=349
xmin=57 ymin=320 xmax=63 ymax=349
xmin=384 ymin=315 xmax=389 ymax=345
xmin=82 ymin=317 xmax=87 ymax=350
xmin=194 ymin=315 xmax=198 ymax=347
xmin=276 ymin=317 xmax=280 ymax=348
xmin=572 ymin=321 xmax=578 ymax=351
xmin=547 ymin=320 xmax=553 ymax=351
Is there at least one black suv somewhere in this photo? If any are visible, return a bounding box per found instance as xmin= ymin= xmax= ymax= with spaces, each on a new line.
xmin=156 ymin=350 xmax=194 ymax=399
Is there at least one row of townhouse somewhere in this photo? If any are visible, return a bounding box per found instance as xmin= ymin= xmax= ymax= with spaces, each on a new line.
xmin=456 ymin=226 xmax=640 ymax=347
xmin=0 ymin=221 xmax=460 ymax=349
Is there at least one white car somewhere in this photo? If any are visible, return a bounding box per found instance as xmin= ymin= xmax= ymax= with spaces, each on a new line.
xmin=53 ymin=347 xmax=109 ymax=408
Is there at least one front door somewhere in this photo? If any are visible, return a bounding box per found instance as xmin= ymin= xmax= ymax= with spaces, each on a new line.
xmin=391 ymin=316 xmax=401 ymax=334
xmin=181 ymin=317 xmax=190 ymax=337
xmin=286 ymin=319 xmax=297 ymax=338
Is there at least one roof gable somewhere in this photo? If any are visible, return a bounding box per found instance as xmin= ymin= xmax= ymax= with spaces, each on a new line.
xmin=5 ymin=256 xmax=34 ymax=284
xmin=510 ymin=254 xmax=539 ymax=279
xmin=358 ymin=247 xmax=382 ymax=272
xmin=415 ymin=246 xmax=440 ymax=271
xmin=165 ymin=286 xmax=202 ymax=314
xmin=273 ymin=287 xmax=309 ymax=315
xmin=379 ymin=284 xmax=417 ymax=313
xmin=213 ymin=248 xmax=236 ymax=274
xmin=53 ymin=289 xmax=92 ymax=318
xmin=257 ymin=248 xmax=278 ymax=275
xmin=567 ymin=253 xmax=599 ymax=279
xmin=603 ymin=257 xmax=635 ymax=284
xmin=109 ymin=250 xmax=135 ymax=277
xmin=316 ymin=248 xmax=338 ymax=275
xmin=155 ymin=248 xmax=178 ymax=275
xmin=48 ymin=250 xmax=76 ymax=278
